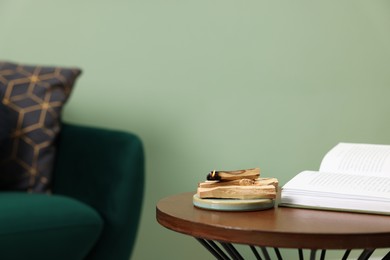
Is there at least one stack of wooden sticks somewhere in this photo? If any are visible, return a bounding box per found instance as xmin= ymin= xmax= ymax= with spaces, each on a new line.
xmin=197 ymin=168 xmax=278 ymax=200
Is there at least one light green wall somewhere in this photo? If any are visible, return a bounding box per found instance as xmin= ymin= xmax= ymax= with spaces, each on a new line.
xmin=1 ymin=1 xmax=390 ymax=259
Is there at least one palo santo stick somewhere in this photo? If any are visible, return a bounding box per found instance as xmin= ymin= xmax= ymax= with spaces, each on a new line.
xmin=206 ymin=168 xmax=260 ymax=181
xmin=199 ymin=177 xmax=279 ymax=189
xmin=257 ymin=178 xmax=279 ymax=190
xmin=197 ymin=185 xmax=276 ymax=200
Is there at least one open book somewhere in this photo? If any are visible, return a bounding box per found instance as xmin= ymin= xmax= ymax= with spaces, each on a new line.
xmin=280 ymin=142 xmax=390 ymax=215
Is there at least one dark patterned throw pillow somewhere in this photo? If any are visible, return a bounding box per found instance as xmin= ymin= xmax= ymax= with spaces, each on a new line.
xmin=0 ymin=61 xmax=81 ymax=192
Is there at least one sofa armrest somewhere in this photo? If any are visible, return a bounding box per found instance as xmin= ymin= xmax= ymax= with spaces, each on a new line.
xmin=52 ymin=123 xmax=145 ymax=260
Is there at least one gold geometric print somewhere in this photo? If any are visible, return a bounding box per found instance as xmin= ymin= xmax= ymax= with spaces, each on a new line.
xmin=0 ymin=61 xmax=81 ymax=192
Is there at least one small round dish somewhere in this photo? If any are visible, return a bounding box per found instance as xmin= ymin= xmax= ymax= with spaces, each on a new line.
xmin=192 ymin=194 xmax=275 ymax=211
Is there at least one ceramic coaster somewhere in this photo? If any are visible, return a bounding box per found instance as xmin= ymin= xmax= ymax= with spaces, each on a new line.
xmin=193 ymin=194 xmax=275 ymax=211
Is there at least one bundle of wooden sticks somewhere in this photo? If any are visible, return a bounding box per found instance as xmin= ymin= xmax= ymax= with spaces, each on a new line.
xmin=197 ymin=168 xmax=278 ymax=200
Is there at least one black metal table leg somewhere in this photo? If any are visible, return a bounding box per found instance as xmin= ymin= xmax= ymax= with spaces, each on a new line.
xmin=249 ymin=246 xmax=263 ymax=260
xmin=298 ymin=249 xmax=304 ymax=260
xmin=274 ymin=248 xmax=283 ymax=260
xmin=342 ymin=249 xmax=351 ymax=260
xmin=196 ymin=239 xmax=386 ymax=260
xmin=382 ymin=250 xmax=390 ymax=260
xmin=220 ymin=242 xmax=244 ymax=260
xmin=195 ymin=238 xmax=230 ymax=260
xmin=310 ymin=249 xmax=317 ymax=260
xmin=319 ymin=250 xmax=326 ymax=260
xmin=358 ymin=249 xmax=375 ymax=260
xmin=260 ymin=247 xmax=271 ymax=260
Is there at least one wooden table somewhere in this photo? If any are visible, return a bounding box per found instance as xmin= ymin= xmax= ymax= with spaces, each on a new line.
xmin=156 ymin=192 xmax=390 ymax=260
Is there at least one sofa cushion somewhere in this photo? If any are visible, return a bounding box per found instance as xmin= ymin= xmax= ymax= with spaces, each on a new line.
xmin=0 ymin=100 xmax=10 ymax=146
xmin=0 ymin=193 xmax=103 ymax=260
xmin=0 ymin=61 xmax=81 ymax=192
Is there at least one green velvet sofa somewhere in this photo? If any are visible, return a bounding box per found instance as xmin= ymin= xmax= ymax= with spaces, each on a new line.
xmin=0 ymin=122 xmax=145 ymax=260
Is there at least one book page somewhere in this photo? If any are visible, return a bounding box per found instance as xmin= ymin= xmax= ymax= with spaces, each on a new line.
xmin=319 ymin=143 xmax=390 ymax=177
xmin=283 ymin=171 xmax=390 ymax=199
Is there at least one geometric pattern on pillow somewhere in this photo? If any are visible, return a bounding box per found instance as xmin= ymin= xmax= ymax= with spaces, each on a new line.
xmin=0 ymin=61 xmax=81 ymax=192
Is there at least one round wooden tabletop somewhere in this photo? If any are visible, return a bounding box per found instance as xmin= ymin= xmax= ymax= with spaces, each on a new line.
xmin=156 ymin=192 xmax=390 ymax=249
